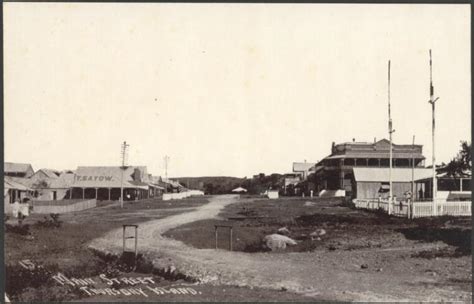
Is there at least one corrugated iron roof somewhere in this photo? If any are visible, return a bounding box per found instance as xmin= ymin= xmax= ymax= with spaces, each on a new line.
xmin=353 ymin=167 xmax=432 ymax=182
xmin=327 ymin=153 xmax=425 ymax=159
xmin=72 ymin=166 xmax=148 ymax=188
xmin=35 ymin=169 xmax=61 ymax=178
xmin=4 ymin=162 xmax=33 ymax=173
xmin=4 ymin=177 xmax=32 ymax=191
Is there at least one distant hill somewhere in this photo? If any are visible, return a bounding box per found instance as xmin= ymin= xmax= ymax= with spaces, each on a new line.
xmin=171 ymin=176 xmax=246 ymax=194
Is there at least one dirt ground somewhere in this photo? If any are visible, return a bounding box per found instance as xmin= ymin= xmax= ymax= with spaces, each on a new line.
xmin=90 ymin=195 xmax=472 ymax=302
xmin=5 ymin=196 xmax=315 ymax=302
xmin=6 ymin=195 xmax=472 ymax=302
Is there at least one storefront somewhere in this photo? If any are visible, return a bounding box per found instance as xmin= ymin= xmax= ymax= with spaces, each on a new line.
xmin=70 ymin=166 xmax=158 ymax=201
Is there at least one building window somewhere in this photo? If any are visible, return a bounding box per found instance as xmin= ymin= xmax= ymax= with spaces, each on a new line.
xmin=368 ymin=159 xmax=379 ymax=167
xmin=462 ymin=179 xmax=471 ymax=191
xmin=344 ymin=158 xmax=355 ymax=166
xmin=438 ymin=178 xmax=460 ymax=191
xmin=395 ymin=159 xmax=410 ymax=167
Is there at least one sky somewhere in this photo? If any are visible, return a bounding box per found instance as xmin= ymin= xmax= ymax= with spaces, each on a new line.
xmin=4 ymin=3 xmax=471 ymax=178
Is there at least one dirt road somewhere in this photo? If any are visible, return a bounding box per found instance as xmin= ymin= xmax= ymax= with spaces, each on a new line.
xmin=89 ymin=195 xmax=471 ymax=302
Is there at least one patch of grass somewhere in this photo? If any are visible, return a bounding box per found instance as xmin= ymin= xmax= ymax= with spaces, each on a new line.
xmin=165 ymin=197 xmax=472 ymax=254
xmin=5 ymin=196 xmax=209 ymax=300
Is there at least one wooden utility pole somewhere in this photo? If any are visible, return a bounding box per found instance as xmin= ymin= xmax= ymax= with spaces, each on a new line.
xmin=120 ymin=141 xmax=130 ymax=209
xmin=428 ymin=50 xmax=440 ymax=215
xmin=164 ymin=155 xmax=170 ymax=179
xmin=411 ymin=135 xmax=416 ymax=197
xmin=388 ymin=60 xmax=396 ymax=215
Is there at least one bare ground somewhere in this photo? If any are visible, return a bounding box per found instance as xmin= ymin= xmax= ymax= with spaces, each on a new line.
xmin=89 ymin=195 xmax=472 ymax=302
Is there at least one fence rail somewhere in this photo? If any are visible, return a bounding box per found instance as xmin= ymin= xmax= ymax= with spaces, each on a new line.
xmin=32 ymin=199 xmax=97 ymax=214
xmin=353 ymin=198 xmax=471 ymax=218
xmin=162 ymin=190 xmax=205 ymax=201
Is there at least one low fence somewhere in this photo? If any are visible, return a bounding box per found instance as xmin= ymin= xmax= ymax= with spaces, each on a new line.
xmin=32 ymin=199 xmax=97 ymax=214
xmin=162 ymin=190 xmax=205 ymax=201
xmin=353 ymin=198 xmax=471 ymax=218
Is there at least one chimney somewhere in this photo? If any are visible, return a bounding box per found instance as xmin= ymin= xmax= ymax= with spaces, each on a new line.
xmin=352 ymin=138 xmax=355 ymax=142
xmin=304 ymin=159 xmax=307 ymax=163
xmin=374 ymin=137 xmax=376 ymax=143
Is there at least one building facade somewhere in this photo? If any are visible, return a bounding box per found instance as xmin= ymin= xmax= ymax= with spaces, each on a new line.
xmin=71 ymin=166 xmax=163 ymax=201
xmin=314 ymin=139 xmax=426 ymax=195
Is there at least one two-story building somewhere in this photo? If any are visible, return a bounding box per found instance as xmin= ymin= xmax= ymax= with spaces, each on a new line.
xmin=314 ymin=139 xmax=426 ymax=196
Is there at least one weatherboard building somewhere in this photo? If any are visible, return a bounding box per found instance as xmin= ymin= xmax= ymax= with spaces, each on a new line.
xmin=314 ymin=139 xmax=428 ymax=198
xmin=70 ymin=166 xmax=164 ymax=201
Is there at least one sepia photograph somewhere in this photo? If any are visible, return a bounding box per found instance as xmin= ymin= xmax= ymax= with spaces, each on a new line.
xmin=3 ymin=2 xmax=471 ymax=302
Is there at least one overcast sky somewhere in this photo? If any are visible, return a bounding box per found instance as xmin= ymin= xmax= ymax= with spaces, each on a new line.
xmin=4 ymin=3 xmax=470 ymax=178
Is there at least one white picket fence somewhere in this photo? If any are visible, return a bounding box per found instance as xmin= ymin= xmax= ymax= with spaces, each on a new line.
xmin=32 ymin=199 xmax=97 ymax=214
xmin=162 ymin=190 xmax=205 ymax=201
xmin=353 ymin=198 xmax=471 ymax=218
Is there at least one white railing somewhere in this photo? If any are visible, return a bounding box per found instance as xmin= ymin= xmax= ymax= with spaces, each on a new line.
xmin=162 ymin=190 xmax=205 ymax=201
xmin=32 ymin=199 xmax=97 ymax=214
xmin=353 ymin=198 xmax=471 ymax=218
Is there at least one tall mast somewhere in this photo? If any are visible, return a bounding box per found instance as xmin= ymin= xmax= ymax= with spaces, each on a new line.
xmin=120 ymin=141 xmax=130 ymax=209
xmin=411 ymin=135 xmax=415 ymax=197
xmin=164 ymin=155 xmax=170 ymax=179
xmin=388 ymin=60 xmax=395 ymax=215
xmin=428 ymin=50 xmax=439 ymax=214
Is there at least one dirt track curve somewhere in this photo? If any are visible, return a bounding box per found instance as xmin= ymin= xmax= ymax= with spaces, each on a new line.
xmin=89 ymin=195 xmax=471 ymax=302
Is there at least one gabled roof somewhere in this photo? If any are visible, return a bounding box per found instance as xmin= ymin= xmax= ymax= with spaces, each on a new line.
xmin=293 ymin=162 xmax=316 ymax=172
xmin=162 ymin=178 xmax=184 ymax=188
xmin=4 ymin=162 xmax=33 ymax=173
xmin=4 ymin=176 xmax=33 ymax=191
xmin=48 ymin=173 xmax=76 ymax=188
xmin=35 ymin=169 xmax=61 ymax=178
xmin=353 ymin=167 xmax=432 ymax=183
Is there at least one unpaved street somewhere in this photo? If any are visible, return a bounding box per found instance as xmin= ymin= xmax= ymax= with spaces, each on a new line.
xmin=89 ymin=195 xmax=471 ymax=302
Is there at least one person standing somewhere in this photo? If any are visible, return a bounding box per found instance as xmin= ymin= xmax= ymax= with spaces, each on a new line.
xmin=11 ymin=199 xmax=20 ymax=222
xmin=18 ymin=198 xmax=30 ymax=225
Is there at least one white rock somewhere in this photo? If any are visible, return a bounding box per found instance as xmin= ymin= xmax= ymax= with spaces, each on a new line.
xmin=310 ymin=229 xmax=326 ymax=237
xmin=263 ymin=234 xmax=297 ymax=251
xmin=277 ymin=227 xmax=291 ymax=236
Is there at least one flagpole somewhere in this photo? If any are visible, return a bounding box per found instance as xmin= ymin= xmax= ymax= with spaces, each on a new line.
xmin=388 ymin=60 xmax=395 ymax=215
xmin=428 ymin=50 xmax=439 ymax=215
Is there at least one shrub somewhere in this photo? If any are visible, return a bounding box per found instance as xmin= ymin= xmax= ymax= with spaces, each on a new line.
xmin=35 ymin=213 xmax=62 ymax=228
xmin=5 ymin=263 xmax=58 ymax=299
xmin=5 ymin=223 xmax=30 ymax=235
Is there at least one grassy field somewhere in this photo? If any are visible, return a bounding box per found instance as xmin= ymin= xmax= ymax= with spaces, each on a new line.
xmin=5 ymin=195 xmax=471 ymax=302
xmin=165 ymin=197 xmax=471 ymax=254
xmin=4 ymin=196 xmax=317 ymax=302
xmin=5 ymin=197 xmax=211 ymax=302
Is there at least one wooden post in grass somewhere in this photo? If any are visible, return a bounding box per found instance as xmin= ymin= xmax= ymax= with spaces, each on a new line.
xmin=215 ymin=224 xmax=233 ymax=251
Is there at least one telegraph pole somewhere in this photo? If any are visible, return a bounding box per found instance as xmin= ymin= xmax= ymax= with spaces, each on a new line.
xmin=428 ymin=50 xmax=439 ymax=215
xmin=164 ymin=155 xmax=170 ymax=179
xmin=388 ymin=60 xmax=396 ymax=215
xmin=120 ymin=141 xmax=130 ymax=209
xmin=411 ymin=135 xmax=415 ymax=197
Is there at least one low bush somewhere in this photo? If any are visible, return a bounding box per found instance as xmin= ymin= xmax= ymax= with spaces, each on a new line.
xmin=6 ymin=263 xmax=58 ymax=300
xmin=5 ymin=223 xmax=30 ymax=235
xmin=35 ymin=213 xmax=62 ymax=228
